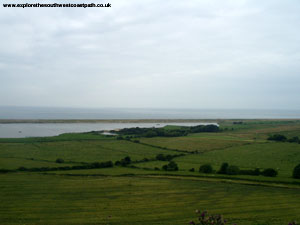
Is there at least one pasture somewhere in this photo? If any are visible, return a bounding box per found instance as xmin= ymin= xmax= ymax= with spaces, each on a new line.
xmin=1 ymin=119 xmax=300 ymax=224
xmin=1 ymin=173 xmax=300 ymax=225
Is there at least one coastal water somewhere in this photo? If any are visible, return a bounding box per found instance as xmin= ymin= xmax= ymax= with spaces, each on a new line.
xmin=1 ymin=106 xmax=300 ymax=119
xmin=0 ymin=122 xmax=214 ymax=138
xmin=1 ymin=106 xmax=299 ymax=138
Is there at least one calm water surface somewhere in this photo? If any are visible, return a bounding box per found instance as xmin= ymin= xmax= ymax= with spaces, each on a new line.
xmin=0 ymin=122 xmax=215 ymax=138
xmin=1 ymin=107 xmax=299 ymax=138
xmin=1 ymin=107 xmax=300 ymax=119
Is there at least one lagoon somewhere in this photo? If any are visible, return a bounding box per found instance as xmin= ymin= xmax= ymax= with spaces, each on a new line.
xmin=0 ymin=122 xmax=214 ymax=138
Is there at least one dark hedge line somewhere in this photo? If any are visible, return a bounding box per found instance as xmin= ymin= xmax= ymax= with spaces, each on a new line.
xmin=268 ymin=134 xmax=300 ymax=143
xmin=114 ymin=124 xmax=219 ymax=138
xmin=0 ymin=161 xmax=114 ymax=173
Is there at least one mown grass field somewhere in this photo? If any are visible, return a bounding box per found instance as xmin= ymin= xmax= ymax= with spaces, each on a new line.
xmin=173 ymin=142 xmax=300 ymax=177
xmin=1 ymin=173 xmax=300 ymax=225
xmin=0 ymin=139 xmax=176 ymax=167
xmin=1 ymin=119 xmax=300 ymax=225
xmin=139 ymin=135 xmax=253 ymax=152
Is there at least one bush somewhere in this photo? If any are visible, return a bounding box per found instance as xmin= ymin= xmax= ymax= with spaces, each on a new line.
xmin=116 ymin=124 xmax=219 ymax=138
xmin=218 ymin=162 xmax=229 ymax=174
xmin=189 ymin=210 xmax=228 ymax=225
xmin=261 ymin=168 xmax=278 ymax=177
xmin=199 ymin=164 xmax=213 ymax=174
xmin=115 ymin=157 xmax=131 ymax=167
xmin=267 ymin=134 xmax=287 ymax=142
xmin=98 ymin=161 xmax=113 ymax=168
xmin=189 ymin=168 xmax=195 ymax=172
xmin=124 ymin=156 xmax=131 ymax=163
xmin=56 ymin=158 xmax=64 ymax=163
xmin=293 ymin=163 xmax=300 ymax=179
xmin=162 ymin=165 xmax=168 ymax=171
xmin=288 ymin=136 xmax=300 ymax=143
xmin=226 ymin=165 xmax=240 ymax=175
xmin=162 ymin=161 xmax=178 ymax=171
xmin=254 ymin=168 xmax=261 ymax=176
xmin=156 ymin=153 xmax=183 ymax=161
xmin=189 ymin=209 xmax=298 ymax=225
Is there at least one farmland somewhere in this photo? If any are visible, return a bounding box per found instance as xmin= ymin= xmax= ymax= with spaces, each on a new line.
xmin=1 ymin=119 xmax=300 ymax=224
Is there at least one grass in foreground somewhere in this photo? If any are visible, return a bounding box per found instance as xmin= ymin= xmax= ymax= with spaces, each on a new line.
xmin=1 ymin=173 xmax=300 ymax=225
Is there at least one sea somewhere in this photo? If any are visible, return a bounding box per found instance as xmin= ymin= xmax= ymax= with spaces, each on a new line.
xmin=0 ymin=106 xmax=299 ymax=138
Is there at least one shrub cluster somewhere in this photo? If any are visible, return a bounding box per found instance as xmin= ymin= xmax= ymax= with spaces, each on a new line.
xmin=162 ymin=161 xmax=178 ymax=171
xmin=115 ymin=124 xmax=219 ymax=138
xmin=14 ymin=160 xmax=113 ymax=172
xmin=268 ymin=134 xmax=300 ymax=143
xmin=216 ymin=163 xmax=277 ymax=177
xmin=0 ymin=169 xmax=10 ymax=173
xmin=233 ymin=121 xmax=243 ymax=124
xmin=293 ymin=163 xmax=300 ymax=179
xmin=199 ymin=164 xmax=213 ymax=173
xmin=217 ymin=163 xmax=242 ymax=175
xmin=261 ymin=168 xmax=278 ymax=177
xmin=156 ymin=153 xmax=185 ymax=161
xmin=55 ymin=158 xmax=64 ymax=163
xmin=189 ymin=210 xmax=230 ymax=225
xmin=115 ymin=156 xmax=131 ymax=167
xmin=189 ymin=210 xmax=299 ymax=225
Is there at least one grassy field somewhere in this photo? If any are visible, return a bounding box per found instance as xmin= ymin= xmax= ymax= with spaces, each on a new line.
xmin=173 ymin=142 xmax=300 ymax=177
xmin=1 ymin=120 xmax=300 ymax=224
xmin=1 ymin=173 xmax=300 ymax=225
xmin=0 ymin=139 xmax=177 ymax=167
xmin=139 ymin=135 xmax=254 ymax=152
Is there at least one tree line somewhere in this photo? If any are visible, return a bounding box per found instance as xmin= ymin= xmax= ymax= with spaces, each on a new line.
xmin=114 ymin=124 xmax=219 ymax=138
xmin=268 ymin=134 xmax=300 ymax=144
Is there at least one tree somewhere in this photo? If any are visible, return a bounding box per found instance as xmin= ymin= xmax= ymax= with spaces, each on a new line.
xmin=120 ymin=156 xmax=131 ymax=166
xmin=217 ymin=163 xmax=229 ymax=174
xmin=199 ymin=164 xmax=213 ymax=174
xmin=168 ymin=161 xmax=178 ymax=171
xmin=288 ymin=136 xmax=300 ymax=143
xmin=162 ymin=161 xmax=178 ymax=171
xmin=261 ymin=168 xmax=278 ymax=177
xmin=226 ymin=165 xmax=240 ymax=175
xmin=267 ymin=134 xmax=287 ymax=142
xmin=124 ymin=156 xmax=131 ymax=163
xmin=254 ymin=168 xmax=261 ymax=176
xmin=293 ymin=164 xmax=300 ymax=179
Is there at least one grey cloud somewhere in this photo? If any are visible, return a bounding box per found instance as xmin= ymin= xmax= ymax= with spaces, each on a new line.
xmin=0 ymin=0 xmax=300 ymax=109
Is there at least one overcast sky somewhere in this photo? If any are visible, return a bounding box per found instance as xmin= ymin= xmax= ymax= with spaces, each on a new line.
xmin=0 ymin=0 xmax=300 ymax=109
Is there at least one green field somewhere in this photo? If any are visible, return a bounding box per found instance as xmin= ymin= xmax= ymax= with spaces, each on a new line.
xmin=1 ymin=173 xmax=300 ymax=225
xmin=173 ymin=142 xmax=300 ymax=177
xmin=0 ymin=139 xmax=177 ymax=166
xmin=1 ymin=120 xmax=300 ymax=224
xmin=139 ymin=135 xmax=253 ymax=152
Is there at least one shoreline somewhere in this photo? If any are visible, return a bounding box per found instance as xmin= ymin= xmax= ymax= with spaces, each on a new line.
xmin=1 ymin=118 xmax=300 ymax=124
